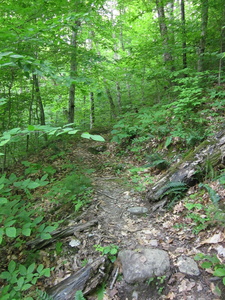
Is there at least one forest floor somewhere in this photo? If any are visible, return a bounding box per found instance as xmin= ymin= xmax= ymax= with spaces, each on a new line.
xmin=4 ymin=135 xmax=225 ymax=299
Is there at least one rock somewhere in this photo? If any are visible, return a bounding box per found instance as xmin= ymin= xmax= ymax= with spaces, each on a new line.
xmin=118 ymin=248 xmax=171 ymax=284
xmin=127 ymin=207 xmax=148 ymax=215
xmin=177 ymin=256 xmax=200 ymax=276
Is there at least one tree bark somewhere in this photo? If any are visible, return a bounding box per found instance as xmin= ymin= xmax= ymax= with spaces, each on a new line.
xmin=181 ymin=0 xmax=187 ymax=70
xmin=146 ymin=130 xmax=225 ymax=207
xmin=47 ymin=256 xmax=112 ymax=300
xmin=197 ymin=0 xmax=208 ymax=72
xmin=27 ymin=219 xmax=98 ymax=249
xmin=218 ymin=3 xmax=225 ymax=85
xmin=155 ymin=0 xmax=173 ymax=66
xmin=33 ymin=74 xmax=45 ymax=125
xmin=68 ymin=21 xmax=80 ymax=124
xmin=104 ymin=82 xmax=116 ymax=120
xmin=90 ymin=92 xmax=95 ymax=129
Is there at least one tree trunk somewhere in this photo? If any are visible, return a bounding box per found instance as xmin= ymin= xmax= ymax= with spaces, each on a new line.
xmin=68 ymin=21 xmax=80 ymax=124
xmin=104 ymin=82 xmax=116 ymax=120
xmin=155 ymin=0 xmax=173 ymax=65
xmin=218 ymin=3 xmax=225 ymax=85
xmin=146 ymin=130 xmax=225 ymax=208
xmin=90 ymin=92 xmax=95 ymax=129
xmin=197 ymin=0 xmax=208 ymax=72
xmin=33 ymin=74 xmax=45 ymax=125
xmin=116 ymin=82 xmax=122 ymax=111
xmin=181 ymin=0 xmax=187 ymax=70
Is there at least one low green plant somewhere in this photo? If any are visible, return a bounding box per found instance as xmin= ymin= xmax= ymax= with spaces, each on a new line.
xmin=75 ymin=290 xmax=86 ymax=300
xmin=127 ymin=167 xmax=153 ymax=191
xmin=147 ymin=275 xmax=166 ymax=295
xmin=0 ymin=261 xmax=53 ymax=300
xmin=145 ymin=153 xmax=170 ymax=170
xmin=199 ymin=183 xmax=220 ymax=205
xmin=195 ymin=253 xmax=225 ymax=294
xmin=94 ymin=244 xmax=119 ymax=263
xmin=45 ymin=173 xmax=92 ymax=205
xmin=160 ymin=181 xmax=188 ymax=207
xmin=36 ymin=289 xmax=53 ymax=300
xmin=80 ymin=259 xmax=88 ymax=267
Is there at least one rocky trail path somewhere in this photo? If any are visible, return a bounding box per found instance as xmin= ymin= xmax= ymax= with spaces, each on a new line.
xmin=44 ymin=139 xmax=222 ymax=300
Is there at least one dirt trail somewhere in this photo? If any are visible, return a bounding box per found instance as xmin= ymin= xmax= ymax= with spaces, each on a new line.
xmin=47 ymin=139 xmax=219 ymax=300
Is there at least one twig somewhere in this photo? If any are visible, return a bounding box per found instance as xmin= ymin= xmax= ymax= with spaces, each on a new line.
xmin=96 ymin=190 xmax=117 ymax=200
xmin=110 ymin=267 xmax=119 ymax=289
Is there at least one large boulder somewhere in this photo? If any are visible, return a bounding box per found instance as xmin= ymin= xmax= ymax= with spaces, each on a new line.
xmin=118 ymin=248 xmax=171 ymax=284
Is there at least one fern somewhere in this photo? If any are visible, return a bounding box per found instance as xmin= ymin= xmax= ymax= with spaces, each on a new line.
xmin=36 ymin=289 xmax=54 ymax=300
xmin=145 ymin=153 xmax=170 ymax=170
xmin=75 ymin=290 xmax=86 ymax=300
xmin=199 ymin=183 xmax=220 ymax=205
xmin=160 ymin=181 xmax=188 ymax=199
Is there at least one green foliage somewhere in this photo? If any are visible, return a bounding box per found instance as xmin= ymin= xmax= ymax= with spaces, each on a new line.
xmin=55 ymin=241 xmax=63 ymax=255
xmin=94 ymin=244 xmax=119 ymax=263
xmin=199 ymin=183 xmax=220 ymax=205
xmin=75 ymin=290 xmax=86 ymax=300
xmin=0 ymin=173 xmax=58 ymax=245
xmin=195 ymin=253 xmax=225 ymax=291
xmin=183 ymin=193 xmax=225 ymax=234
xmin=36 ymin=290 xmax=53 ymax=300
xmin=0 ymin=261 xmax=52 ymax=300
xmin=127 ymin=167 xmax=153 ymax=191
xmin=145 ymin=153 xmax=170 ymax=170
xmin=147 ymin=275 xmax=166 ymax=295
xmin=0 ymin=171 xmax=58 ymax=298
xmin=160 ymin=182 xmax=188 ymax=206
xmin=96 ymin=283 xmax=106 ymax=300
xmin=45 ymin=172 xmax=92 ymax=211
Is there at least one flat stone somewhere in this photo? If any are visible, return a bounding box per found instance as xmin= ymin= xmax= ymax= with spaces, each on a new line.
xmin=127 ymin=207 xmax=148 ymax=215
xmin=118 ymin=248 xmax=171 ymax=284
xmin=177 ymin=256 xmax=200 ymax=276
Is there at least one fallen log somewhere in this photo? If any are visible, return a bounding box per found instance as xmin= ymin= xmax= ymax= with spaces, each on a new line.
xmin=146 ymin=130 xmax=225 ymax=207
xmin=27 ymin=219 xmax=98 ymax=249
xmin=47 ymin=256 xmax=112 ymax=300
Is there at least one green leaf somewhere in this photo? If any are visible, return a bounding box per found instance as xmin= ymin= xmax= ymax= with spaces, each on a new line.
xmin=6 ymin=227 xmax=17 ymax=238
xmin=213 ymin=268 xmax=225 ymax=277
xmin=22 ymin=228 xmax=31 ymax=236
xmin=81 ymin=132 xmax=91 ymax=139
xmin=40 ymin=232 xmax=52 ymax=239
xmin=68 ymin=129 xmax=79 ymax=134
xmin=8 ymin=260 xmax=16 ymax=273
xmin=5 ymin=220 xmax=16 ymax=227
xmin=27 ymin=263 xmax=36 ymax=274
xmin=110 ymin=248 xmax=118 ymax=255
xmin=90 ymin=135 xmax=105 ymax=142
xmin=37 ymin=264 xmax=44 ymax=273
xmin=27 ymin=182 xmax=40 ymax=189
xmin=201 ymin=261 xmax=212 ymax=269
xmin=17 ymin=277 xmax=25 ymax=289
xmin=0 ymin=271 xmax=11 ymax=280
xmin=19 ymin=264 xmax=27 ymax=276
xmin=10 ymin=54 xmax=24 ymax=59
xmin=0 ymin=139 xmax=10 ymax=146
xmin=21 ymin=283 xmax=32 ymax=291
xmin=43 ymin=225 xmax=56 ymax=233
xmin=0 ymin=197 xmax=8 ymax=204
xmin=42 ymin=268 xmax=51 ymax=277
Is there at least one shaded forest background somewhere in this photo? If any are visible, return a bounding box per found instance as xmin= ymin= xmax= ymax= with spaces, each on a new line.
xmin=1 ymin=0 xmax=225 ymax=167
